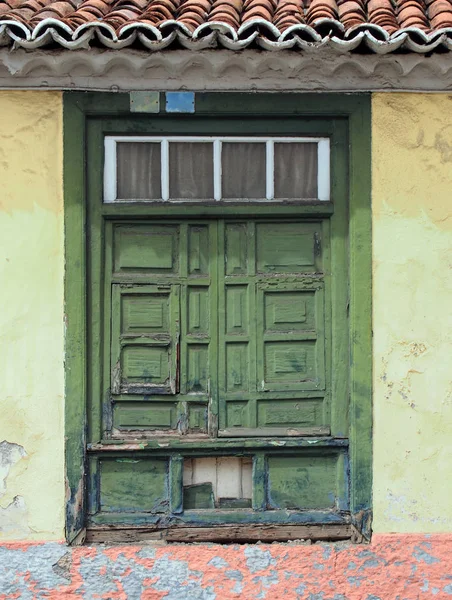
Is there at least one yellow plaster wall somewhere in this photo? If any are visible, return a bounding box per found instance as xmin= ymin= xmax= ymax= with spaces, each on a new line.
xmin=0 ymin=92 xmax=65 ymax=540
xmin=372 ymin=93 xmax=452 ymax=532
xmin=1 ymin=90 xmax=451 ymax=541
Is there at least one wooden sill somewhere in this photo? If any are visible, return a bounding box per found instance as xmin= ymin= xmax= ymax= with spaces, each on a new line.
xmin=85 ymin=523 xmax=353 ymax=544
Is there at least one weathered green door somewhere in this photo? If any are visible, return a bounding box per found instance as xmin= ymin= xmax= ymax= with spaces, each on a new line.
xmin=218 ymin=221 xmax=328 ymax=437
xmin=77 ymin=107 xmax=368 ymax=539
xmin=107 ymin=218 xmax=332 ymax=440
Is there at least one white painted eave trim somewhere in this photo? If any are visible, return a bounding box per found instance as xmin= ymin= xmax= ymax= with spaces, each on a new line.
xmin=0 ymin=48 xmax=452 ymax=92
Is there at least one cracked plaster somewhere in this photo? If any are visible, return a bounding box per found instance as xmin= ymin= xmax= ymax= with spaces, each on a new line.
xmin=1 ymin=536 xmax=452 ymax=599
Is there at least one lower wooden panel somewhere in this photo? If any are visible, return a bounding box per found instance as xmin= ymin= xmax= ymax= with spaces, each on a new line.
xmin=99 ymin=458 xmax=169 ymax=513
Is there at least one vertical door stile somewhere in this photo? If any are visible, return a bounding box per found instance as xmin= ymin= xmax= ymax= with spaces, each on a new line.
xmin=208 ymin=220 xmax=219 ymax=437
xmin=215 ymin=219 xmax=225 ymax=437
xmin=247 ymin=220 xmax=258 ymax=429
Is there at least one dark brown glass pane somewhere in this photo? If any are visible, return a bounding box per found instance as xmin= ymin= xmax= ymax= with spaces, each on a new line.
xmin=116 ymin=142 xmax=161 ymax=200
xmin=222 ymin=143 xmax=266 ymax=199
xmin=274 ymin=142 xmax=318 ymax=199
xmin=169 ymin=142 xmax=214 ymax=200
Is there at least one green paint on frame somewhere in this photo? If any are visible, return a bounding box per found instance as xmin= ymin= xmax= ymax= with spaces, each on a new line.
xmin=63 ymin=92 xmax=372 ymax=541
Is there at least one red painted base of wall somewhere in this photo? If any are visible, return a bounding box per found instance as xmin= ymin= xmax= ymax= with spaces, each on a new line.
xmin=1 ymin=534 xmax=452 ymax=599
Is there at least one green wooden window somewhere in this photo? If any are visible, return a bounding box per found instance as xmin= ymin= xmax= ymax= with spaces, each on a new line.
xmin=64 ymin=93 xmax=372 ymax=544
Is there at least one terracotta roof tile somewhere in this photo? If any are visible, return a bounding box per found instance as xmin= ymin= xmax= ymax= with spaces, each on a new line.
xmin=1 ymin=0 xmax=452 ymax=51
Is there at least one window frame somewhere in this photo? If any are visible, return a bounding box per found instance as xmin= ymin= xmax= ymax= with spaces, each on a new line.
xmin=104 ymin=135 xmax=330 ymax=202
xmin=63 ymin=92 xmax=372 ymax=544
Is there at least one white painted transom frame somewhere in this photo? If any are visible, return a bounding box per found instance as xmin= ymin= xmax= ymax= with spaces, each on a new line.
xmin=104 ymin=136 xmax=331 ymax=203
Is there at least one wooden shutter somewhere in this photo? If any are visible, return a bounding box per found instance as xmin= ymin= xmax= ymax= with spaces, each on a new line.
xmin=111 ymin=284 xmax=180 ymax=395
xmin=218 ymin=220 xmax=330 ymax=437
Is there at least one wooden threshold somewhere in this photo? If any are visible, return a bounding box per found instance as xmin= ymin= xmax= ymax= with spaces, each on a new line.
xmin=85 ymin=523 xmax=352 ymax=544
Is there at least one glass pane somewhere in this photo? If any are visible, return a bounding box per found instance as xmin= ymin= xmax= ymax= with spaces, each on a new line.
xmin=274 ymin=142 xmax=318 ymax=199
xmin=116 ymin=142 xmax=161 ymax=200
xmin=222 ymin=143 xmax=266 ymax=199
xmin=169 ymin=142 xmax=213 ymax=200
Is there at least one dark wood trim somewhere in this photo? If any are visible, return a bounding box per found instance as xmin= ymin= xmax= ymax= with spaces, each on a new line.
xmin=86 ymin=523 xmax=352 ymax=544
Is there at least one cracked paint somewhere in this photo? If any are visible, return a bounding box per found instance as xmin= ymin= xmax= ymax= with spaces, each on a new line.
xmin=0 ymin=91 xmax=65 ymax=542
xmin=1 ymin=535 xmax=452 ymax=599
xmin=372 ymin=93 xmax=452 ymax=534
xmin=0 ymin=442 xmax=29 ymax=538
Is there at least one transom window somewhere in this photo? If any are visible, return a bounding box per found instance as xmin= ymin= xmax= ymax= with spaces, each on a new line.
xmin=104 ymin=136 xmax=330 ymax=203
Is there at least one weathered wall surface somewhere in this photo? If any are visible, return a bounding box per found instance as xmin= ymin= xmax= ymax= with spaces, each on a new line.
xmin=372 ymin=93 xmax=452 ymax=533
xmin=2 ymin=535 xmax=452 ymax=598
xmin=0 ymin=91 xmax=65 ymax=541
xmin=2 ymin=91 xmax=452 ymax=598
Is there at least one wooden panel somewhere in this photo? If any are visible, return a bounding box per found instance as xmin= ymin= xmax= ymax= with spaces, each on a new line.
xmin=267 ymin=455 xmax=340 ymax=510
xmin=122 ymin=345 xmax=169 ymax=384
xmin=225 ymin=223 xmax=248 ymax=275
xmin=100 ymin=458 xmax=169 ymax=513
xmin=122 ymin=293 xmax=169 ymax=333
xmin=257 ymin=399 xmax=324 ymax=428
xmin=111 ymin=285 xmax=180 ymax=395
xmin=264 ymin=341 xmax=317 ymax=386
xmin=264 ymin=290 xmax=315 ymax=332
xmin=86 ymin=524 xmax=353 ymax=544
xmin=226 ymin=343 xmax=249 ymax=393
xmin=225 ymin=401 xmax=250 ymax=428
xmin=113 ymin=224 xmax=179 ymax=274
xmin=256 ymin=283 xmax=325 ymax=394
xmin=188 ymin=403 xmax=208 ymax=433
xmin=186 ymin=345 xmax=208 ymax=393
xmin=225 ymin=286 xmax=248 ymax=334
xmin=255 ymin=222 xmax=322 ymax=273
xmin=113 ymin=402 xmax=178 ymax=430
xmin=188 ymin=225 xmax=210 ymax=276
xmin=187 ymin=287 xmax=209 ymax=335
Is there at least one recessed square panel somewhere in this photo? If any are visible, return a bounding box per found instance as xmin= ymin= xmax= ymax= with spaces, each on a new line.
xmin=188 ymin=404 xmax=208 ymax=433
xmin=188 ymin=225 xmax=210 ymax=275
xmin=187 ymin=288 xmax=209 ymax=335
xmin=122 ymin=293 xmax=170 ymax=334
xmin=264 ymin=291 xmax=316 ymax=332
xmin=257 ymin=399 xmax=324 ymax=428
xmin=225 ymin=223 xmax=248 ymax=275
xmin=114 ymin=402 xmax=177 ymax=430
xmin=226 ymin=343 xmax=249 ymax=393
xmin=267 ymin=455 xmax=340 ymax=510
xmin=256 ymin=223 xmax=321 ymax=273
xmin=122 ymin=345 xmax=169 ymax=385
xmin=114 ymin=225 xmax=179 ymax=274
xmin=187 ymin=345 xmax=208 ymax=393
xmin=226 ymin=401 xmax=250 ymax=428
xmin=264 ymin=341 xmax=316 ymax=384
xmin=100 ymin=459 xmax=168 ymax=513
xmin=226 ymin=286 xmax=248 ymax=334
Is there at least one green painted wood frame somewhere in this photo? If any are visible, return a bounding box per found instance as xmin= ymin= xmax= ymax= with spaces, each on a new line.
xmin=63 ymin=92 xmax=372 ymax=543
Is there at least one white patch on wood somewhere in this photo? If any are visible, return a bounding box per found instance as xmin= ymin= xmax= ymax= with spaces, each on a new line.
xmin=217 ymin=457 xmax=241 ymax=499
xmin=241 ymin=458 xmax=253 ymax=499
xmin=183 ymin=459 xmax=193 ymax=486
xmin=183 ymin=456 xmax=253 ymax=501
xmin=191 ymin=457 xmax=218 ymax=498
